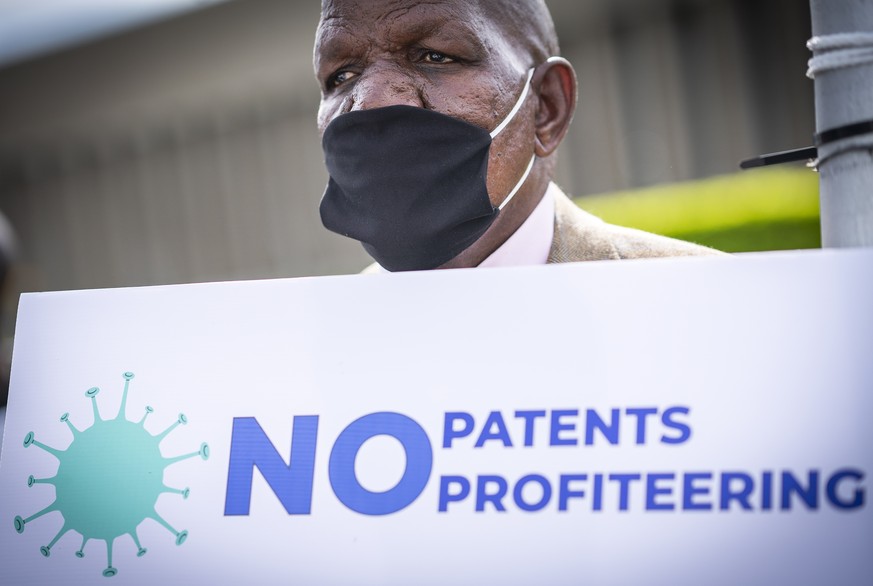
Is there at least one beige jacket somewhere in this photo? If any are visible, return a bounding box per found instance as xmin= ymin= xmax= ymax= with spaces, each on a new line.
xmin=547 ymin=190 xmax=723 ymax=262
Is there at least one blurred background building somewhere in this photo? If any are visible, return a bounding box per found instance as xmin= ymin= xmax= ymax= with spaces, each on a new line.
xmin=0 ymin=0 xmax=816 ymax=404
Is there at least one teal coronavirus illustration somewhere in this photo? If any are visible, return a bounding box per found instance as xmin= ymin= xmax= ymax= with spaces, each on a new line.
xmin=14 ymin=371 xmax=209 ymax=578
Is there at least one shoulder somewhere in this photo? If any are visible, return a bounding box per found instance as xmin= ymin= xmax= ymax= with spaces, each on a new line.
xmin=548 ymin=187 xmax=726 ymax=263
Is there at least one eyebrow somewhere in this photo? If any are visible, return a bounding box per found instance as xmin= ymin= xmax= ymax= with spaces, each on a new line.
xmin=414 ymin=19 xmax=489 ymax=56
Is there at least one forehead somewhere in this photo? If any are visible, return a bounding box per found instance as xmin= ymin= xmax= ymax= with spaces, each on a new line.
xmin=315 ymin=0 xmax=499 ymax=57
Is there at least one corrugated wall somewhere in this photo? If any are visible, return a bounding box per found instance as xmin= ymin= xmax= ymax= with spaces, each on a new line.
xmin=0 ymin=98 xmax=365 ymax=293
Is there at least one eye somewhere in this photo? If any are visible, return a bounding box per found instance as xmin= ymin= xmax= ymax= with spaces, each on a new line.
xmin=327 ymin=70 xmax=358 ymax=90
xmin=422 ymin=51 xmax=455 ymax=64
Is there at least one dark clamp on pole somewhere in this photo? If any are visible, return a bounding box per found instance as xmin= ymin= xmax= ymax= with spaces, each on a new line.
xmin=740 ymin=119 xmax=873 ymax=169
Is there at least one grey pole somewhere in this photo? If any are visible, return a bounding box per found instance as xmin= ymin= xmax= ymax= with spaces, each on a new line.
xmin=808 ymin=0 xmax=873 ymax=247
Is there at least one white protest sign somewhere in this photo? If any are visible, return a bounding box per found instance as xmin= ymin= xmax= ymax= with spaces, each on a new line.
xmin=0 ymin=249 xmax=871 ymax=585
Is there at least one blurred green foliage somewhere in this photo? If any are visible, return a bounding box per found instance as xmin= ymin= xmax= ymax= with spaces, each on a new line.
xmin=573 ymin=168 xmax=821 ymax=252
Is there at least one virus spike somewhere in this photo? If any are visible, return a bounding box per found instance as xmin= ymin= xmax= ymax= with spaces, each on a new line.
xmin=15 ymin=503 xmax=58 ymax=532
xmin=150 ymin=512 xmax=188 ymax=546
xmin=60 ymin=412 xmax=80 ymax=435
xmin=24 ymin=432 xmax=63 ymax=459
xmin=103 ymin=539 xmax=118 ymax=578
xmin=86 ymin=387 xmax=103 ymax=422
xmin=163 ymin=485 xmax=191 ymax=500
xmin=117 ymin=372 xmax=135 ymax=420
xmin=27 ymin=474 xmax=56 ymax=488
xmin=139 ymin=406 xmax=154 ymax=426
xmin=155 ymin=413 xmax=187 ymax=442
xmin=131 ymin=529 xmax=148 ymax=557
xmin=41 ymin=523 xmax=72 ymax=557
xmin=75 ymin=535 xmax=89 ymax=558
xmin=164 ymin=442 xmax=208 ymax=466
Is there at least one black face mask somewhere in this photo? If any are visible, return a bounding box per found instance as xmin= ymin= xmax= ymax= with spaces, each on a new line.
xmin=319 ymin=69 xmax=536 ymax=272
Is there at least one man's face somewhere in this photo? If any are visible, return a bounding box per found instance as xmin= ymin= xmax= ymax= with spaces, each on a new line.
xmin=313 ymin=0 xmax=538 ymax=210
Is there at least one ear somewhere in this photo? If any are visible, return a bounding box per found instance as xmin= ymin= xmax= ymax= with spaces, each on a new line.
xmin=532 ymin=57 xmax=577 ymax=158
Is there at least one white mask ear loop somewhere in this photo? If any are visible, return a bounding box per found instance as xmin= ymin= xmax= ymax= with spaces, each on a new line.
xmin=490 ymin=67 xmax=537 ymax=211
xmin=490 ymin=68 xmax=535 ymax=140
xmin=497 ymin=155 xmax=536 ymax=211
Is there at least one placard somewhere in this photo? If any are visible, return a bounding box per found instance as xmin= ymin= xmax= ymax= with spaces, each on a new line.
xmin=1 ymin=249 xmax=871 ymax=585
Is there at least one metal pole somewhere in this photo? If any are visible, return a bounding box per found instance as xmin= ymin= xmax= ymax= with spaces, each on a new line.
xmin=809 ymin=0 xmax=873 ymax=247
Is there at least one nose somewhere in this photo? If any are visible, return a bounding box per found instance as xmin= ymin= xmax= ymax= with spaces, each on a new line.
xmin=347 ymin=65 xmax=425 ymax=112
